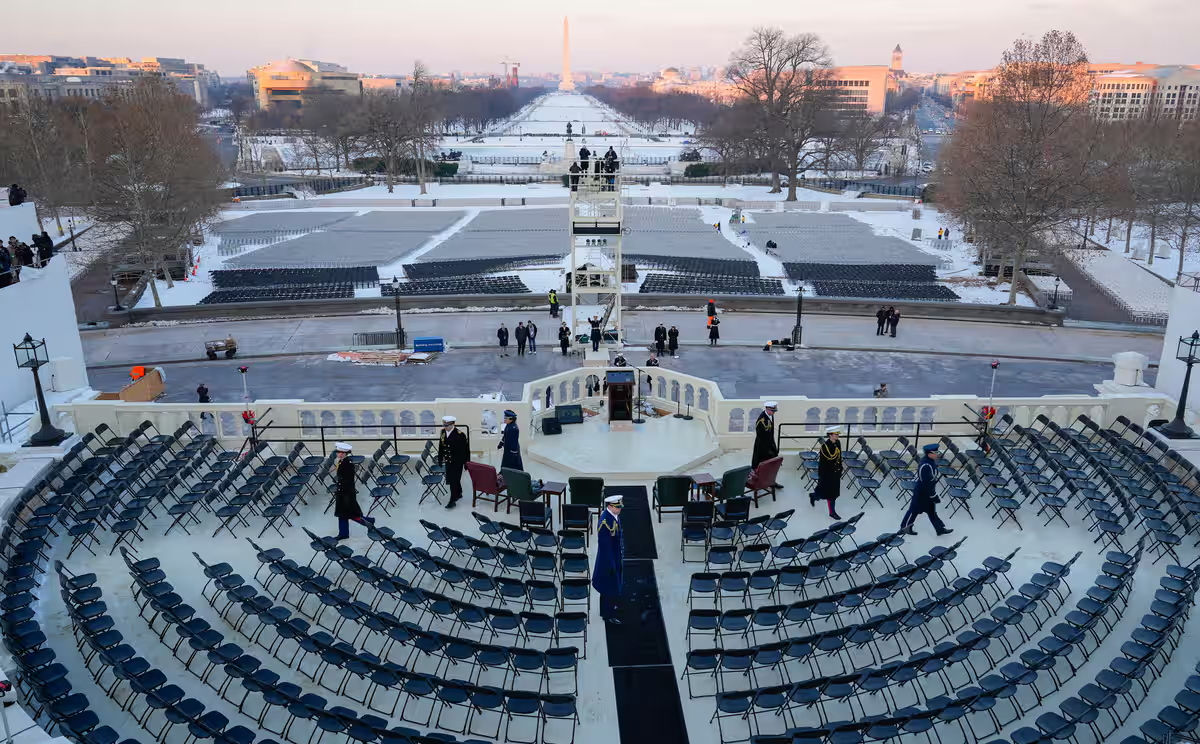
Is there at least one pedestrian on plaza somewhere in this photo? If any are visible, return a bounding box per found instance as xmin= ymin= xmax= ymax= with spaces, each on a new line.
xmin=654 ymin=323 xmax=667 ymax=357
xmin=527 ymin=320 xmax=538 ymax=353
xmin=548 ymin=289 xmax=559 ymax=318
xmin=559 ymin=322 xmax=571 ymax=356
xmin=875 ymin=306 xmax=888 ymax=336
xmin=668 ymin=325 xmax=679 ymax=358
xmin=568 ymin=162 xmax=580 ymax=192
xmin=708 ymin=316 xmax=720 ymax=346
xmin=706 ymin=299 xmax=717 ymax=320
xmin=937 ymin=228 xmax=944 ymax=240
xmin=498 ymin=410 xmax=523 ymax=471
xmin=497 ymin=323 xmax=510 ymax=356
xmin=889 ymin=308 xmax=902 ymax=338
xmin=333 ymin=442 xmax=376 ymax=540
xmin=589 ymin=316 xmax=601 ymax=352
xmin=873 ymin=382 xmax=890 ymax=399
xmin=810 ymin=426 xmax=844 ymax=519
xmin=439 ymin=415 xmax=470 ymax=509
xmin=944 ymin=227 xmax=951 ymax=240
xmin=579 ymin=144 xmax=591 ymax=170
xmin=593 ymin=494 xmax=625 ymax=624
xmin=899 ymin=443 xmax=954 ymax=536
xmin=196 ymin=383 xmax=211 ymax=404
xmin=515 ymin=322 xmax=529 ymax=357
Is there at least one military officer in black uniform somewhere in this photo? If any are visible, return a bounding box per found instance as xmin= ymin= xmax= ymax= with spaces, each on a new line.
xmin=438 ymin=415 xmax=470 ymax=509
xmin=751 ymin=401 xmax=784 ymax=489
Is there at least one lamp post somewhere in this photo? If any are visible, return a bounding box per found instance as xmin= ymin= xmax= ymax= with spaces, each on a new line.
xmin=390 ymin=277 xmax=406 ymax=350
xmin=14 ymin=334 xmax=68 ymax=447
xmin=110 ymin=278 xmax=124 ymax=312
xmin=1159 ymin=331 xmax=1200 ymax=439
xmin=1049 ymin=276 xmax=1061 ymax=310
xmin=791 ymin=286 xmax=805 ymax=349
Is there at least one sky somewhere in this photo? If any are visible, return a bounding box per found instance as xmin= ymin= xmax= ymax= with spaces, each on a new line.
xmin=8 ymin=0 xmax=1199 ymax=79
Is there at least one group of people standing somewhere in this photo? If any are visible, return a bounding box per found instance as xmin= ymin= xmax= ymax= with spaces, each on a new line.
xmin=496 ymin=320 xmax=541 ymax=357
xmin=874 ymin=306 xmax=902 ymax=338
xmin=2 ymin=233 xmax=54 ymax=287
xmin=653 ymin=323 xmax=680 ymax=358
xmin=567 ymin=145 xmax=620 ymax=192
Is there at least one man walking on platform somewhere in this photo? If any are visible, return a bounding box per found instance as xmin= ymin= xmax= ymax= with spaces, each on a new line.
xmin=751 ymin=402 xmax=784 ymax=490
xmin=900 ymin=443 xmax=953 ymax=536
xmin=668 ymin=325 xmax=679 ymax=358
xmin=527 ymin=320 xmax=538 ymax=354
xmin=593 ymin=494 xmax=625 ymax=624
xmin=875 ymin=307 xmax=888 ymax=336
xmin=439 ymin=416 xmax=470 ymax=509
xmin=498 ymin=410 xmax=523 ymax=471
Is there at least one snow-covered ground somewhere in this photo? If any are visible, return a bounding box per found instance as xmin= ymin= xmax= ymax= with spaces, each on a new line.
xmin=1072 ymin=219 xmax=1200 ymax=284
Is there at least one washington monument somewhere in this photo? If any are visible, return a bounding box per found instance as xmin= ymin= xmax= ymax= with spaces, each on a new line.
xmin=558 ymin=16 xmax=575 ymax=91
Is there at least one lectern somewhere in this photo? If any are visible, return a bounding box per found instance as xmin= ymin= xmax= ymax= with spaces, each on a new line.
xmin=606 ymin=370 xmax=635 ymax=422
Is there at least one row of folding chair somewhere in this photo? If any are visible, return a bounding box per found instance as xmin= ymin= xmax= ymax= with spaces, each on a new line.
xmin=683 ymin=509 xmax=855 ymax=564
xmin=114 ymin=550 xmax=569 ymax=744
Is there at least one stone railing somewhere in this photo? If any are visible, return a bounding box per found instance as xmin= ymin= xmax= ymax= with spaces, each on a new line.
xmin=55 ymin=366 xmax=1176 ymax=456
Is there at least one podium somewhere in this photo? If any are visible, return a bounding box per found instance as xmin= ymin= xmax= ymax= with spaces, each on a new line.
xmin=606 ymin=370 xmax=634 ymax=422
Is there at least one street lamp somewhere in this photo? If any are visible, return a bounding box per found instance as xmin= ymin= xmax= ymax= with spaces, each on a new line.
xmin=390 ymin=277 xmax=406 ymax=350
xmin=1159 ymin=330 xmax=1200 ymax=439
xmin=791 ymin=286 xmax=805 ymax=349
xmin=110 ymin=277 xmax=125 ymax=312
xmin=13 ymin=334 xmax=68 ymax=447
xmin=1049 ymin=276 xmax=1061 ymax=310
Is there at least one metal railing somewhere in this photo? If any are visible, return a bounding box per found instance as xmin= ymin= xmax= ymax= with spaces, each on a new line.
xmin=352 ymin=331 xmax=402 ymax=347
xmin=249 ymin=422 xmax=472 ymax=458
xmin=777 ymin=416 xmax=996 ymax=454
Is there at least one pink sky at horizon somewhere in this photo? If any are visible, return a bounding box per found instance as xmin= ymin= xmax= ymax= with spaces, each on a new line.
xmin=8 ymin=0 xmax=1197 ymax=79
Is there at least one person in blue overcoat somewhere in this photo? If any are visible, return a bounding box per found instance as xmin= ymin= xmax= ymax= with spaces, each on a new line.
xmin=900 ymin=443 xmax=954 ymax=537
xmin=498 ymin=410 xmax=523 ymax=471
xmin=592 ymin=494 xmax=625 ymax=624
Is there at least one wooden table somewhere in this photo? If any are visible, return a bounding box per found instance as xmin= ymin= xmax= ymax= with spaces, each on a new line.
xmin=540 ymin=480 xmax=568 ymax=514
xmin=690 ymin=472 xmax=717 ymax=501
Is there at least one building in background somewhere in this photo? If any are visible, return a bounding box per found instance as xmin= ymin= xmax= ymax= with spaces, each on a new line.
xmin=0 ymin=54 xmax=219 ymax=106
xmin=246 ymin=59 xmax=362 ymax=111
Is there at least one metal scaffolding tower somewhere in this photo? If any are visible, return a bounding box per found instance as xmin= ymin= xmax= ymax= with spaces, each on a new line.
xmin=567 ymin=147 xmax=626 ymax=358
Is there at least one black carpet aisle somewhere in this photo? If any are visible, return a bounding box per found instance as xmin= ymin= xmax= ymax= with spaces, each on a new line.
xmin=603 ymin=486 xmax=690 ymax=744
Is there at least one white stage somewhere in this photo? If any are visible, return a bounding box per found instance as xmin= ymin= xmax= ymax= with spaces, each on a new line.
xmin=526 ymin=412 xmax=721 ymax=478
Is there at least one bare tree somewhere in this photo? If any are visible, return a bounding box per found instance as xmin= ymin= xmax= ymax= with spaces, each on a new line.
xmin=89 ymin=78 xmax=225 ymax=307
xmin=835 ymin=113 xmax=895 ymax=175
xmin=1162 ymin=122 xmax=1200 ymax=281
xmin=697 ymin=103 xmax=759 ymax=179
xmin=938 ymin=30 xmax=1109 ymax=304
xmin=726 ymin=27 xmax=838 ymax=199
xmin=403 ymin=62 xmax=441 ymax=196
xmin=361 ymin=90 xmax=408 ymax=193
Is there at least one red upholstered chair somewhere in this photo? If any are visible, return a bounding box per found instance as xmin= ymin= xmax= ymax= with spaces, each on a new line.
xmin=746 ymin=456 xmax=783 ymax=506
xmin=465 ymin=461 xmax=508 ymax=510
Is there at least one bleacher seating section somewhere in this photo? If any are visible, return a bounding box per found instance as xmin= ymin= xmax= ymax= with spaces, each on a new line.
xmin=810 ymin=279 xmax=961 ymax=301
xmin=403 ymin=256 xmax=561 ymax=280
xmin=382 ymin=275 xmax=531 ymax=296
xmin=640 ymin=273 xmax=785 ymax=296
xmin=625 ymin=255 xmax=761 ymax=278
xmin=211 ymin=267 xmax=380 ymax=289
xmin=784 ymin=262 xmax=938 ymax=283
xmin=199 ymin=284 xmax=354 ymax=304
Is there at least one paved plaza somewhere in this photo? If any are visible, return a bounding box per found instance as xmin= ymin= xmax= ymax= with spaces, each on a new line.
xmin=86 ymin=346 xmax=1140 ymax=403
xmin=417 ymin=207 xmax=566 ymax=262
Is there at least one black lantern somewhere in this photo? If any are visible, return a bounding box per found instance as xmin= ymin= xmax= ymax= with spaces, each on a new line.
xmin=13 ymin=333 xmax=68 ymax=447
xmin=1159 ymin=330 xmax=1200 ymax=439
xmin=390 ymin=277 xmax=406 ymax=350
xmin=110 ymin=277 xmax=125 ymax=312
xmin=1049 ymin=276 xmax=1061 ymax=310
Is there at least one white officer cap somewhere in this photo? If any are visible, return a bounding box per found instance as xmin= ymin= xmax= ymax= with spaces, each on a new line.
xmin=335 ymin=442 xmax=352 ymax=452
xmin=604 ymin=495 xmax=624 ymax=505
xmin=442 ymin=415 xmax=456 ymax=424
xmin=764 ymin=401 xmax=778 ymax=409
xmin=826 ymin=426 xmax=843 ymax=434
